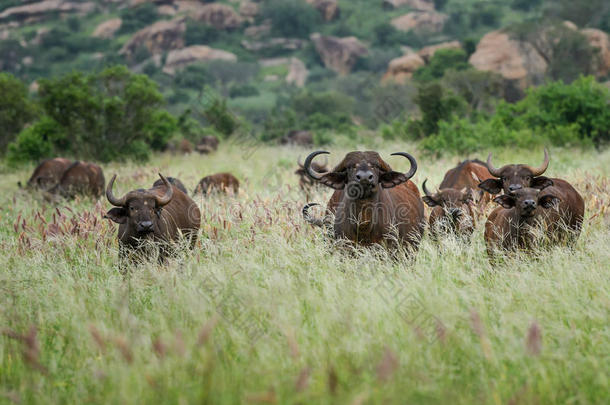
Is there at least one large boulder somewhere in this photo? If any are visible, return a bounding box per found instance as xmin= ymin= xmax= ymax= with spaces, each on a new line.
xmin=306 ymin=0 xmax=339 ymax=22
xmin=581 ymin=28 xmax=610 ymax=78
xmin=382 ymin=52 xmax=425 ymax=84
xmin=310 ymin=33 xmax=368 ymax=75
xmin=0 ymin=1 xmax=96 ymax=22
xmin=192 ymin=3 xmax=243 ymax=30
xmin=239 ymin=1 xmax=259 ymax=21
xmin=469 ymin=30 xmax=547 ymax=93
xmin=417 ymin=40 xmax=462 ymax=62
xmin=383 ymin=0 xmax=435 ymax=11
xmin=245 ymin=21 xmax=271 ymax=38
xmin=163 ymin=45 xmax=237 ymax=74
xmin=391 ymin=10 xmax=448 ymax=34
xmin=120 ymin=18 xmax=186 ymax=58
xmin=92 ymin=18 xmax=122 ymax=39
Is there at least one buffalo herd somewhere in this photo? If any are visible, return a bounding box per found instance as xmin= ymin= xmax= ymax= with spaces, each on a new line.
xmin=19 ymin=148 xmax=585 ymax=264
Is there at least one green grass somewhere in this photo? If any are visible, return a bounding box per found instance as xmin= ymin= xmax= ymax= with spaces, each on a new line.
xmin=1 ymin=144 xmax=609 ymax=404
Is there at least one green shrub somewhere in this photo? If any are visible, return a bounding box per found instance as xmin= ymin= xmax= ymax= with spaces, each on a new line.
xmin=418 ymin=76 xmax=608 ymax=155
xmin=7 ymin=117 xmax=63 ymax=165
xmin=203 ymin=98 xmax=239 ymax=137
xmin=146 ymin=110 xmax=178 ymax=151
xmin=262 ymin=0 xmax=319 ymax=39
xmin=230 ymin=84 xmax=260 ymax=98
xmin=174 ymin=64 xmax=210 ymax=90
xmin=409 ymin=82 xmax=467 ymax=138
xmin=0 ymin=73 xmax=37 ymax=153
xmin=7 ymin=66 xmax=175 ymax=163
xmin=119 ymin=3 xmax=158 ymax=34
xmin=413 ymin=49 xmax=471 ymax=82
xmin=495 ymin=76 xmax=610 ymax=145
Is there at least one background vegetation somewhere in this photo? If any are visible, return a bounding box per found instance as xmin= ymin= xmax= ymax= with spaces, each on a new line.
xmin=1 ymin=0 xmax=609 ymax=164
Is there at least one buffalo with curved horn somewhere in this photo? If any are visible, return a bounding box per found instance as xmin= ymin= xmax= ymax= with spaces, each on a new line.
xmin=302 ymin=150 xmax=425 ymax=251
xmin=105 ymin=173 xmax=201 ymax=264
xmin=478 ymin=149 xmax=584 ymax=241
xmin=295 ymin=155 xmax=329 ymax=198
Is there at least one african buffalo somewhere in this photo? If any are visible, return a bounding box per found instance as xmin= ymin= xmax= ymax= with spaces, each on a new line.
xmin=196 ymin=135 xmax=219 ymax=154
xmin=302 ymin=151 xmax=425 ymax=251
xmin=193 ymin=173 xmax=239 ymax=195
xmin=295 ymin=156 xmax=329 ymax=198
xmin=280 ymin=130 xmax=313 ymax=146
xmin=48 ymin=161 xmax=105 ymax=199
xmin=105 ymin=174 xmax=201 ymax=263
xmin=152 ymin=177 xmax=188 ymax=195
xmin=485 ymin=186 xmax=566 ymax=258
xmin=19 ymin=158 xmax=73 ymax=190
xmin=478 ymin=149 xmax=584 ymax=238
xmin=421 ymin=159 xmax=494 ymax=237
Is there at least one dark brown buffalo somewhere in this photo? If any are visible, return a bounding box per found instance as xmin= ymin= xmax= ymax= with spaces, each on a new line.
xmin=152 ymin=177 xmax=188 ymax=195
xmin=478 ymin=149 xmax=584 ymax=237
xmin=104 ymin=174 xmax=201 ymax=263
xmin=19 ymin=158 xmax=73 ymax=190
xmin=193 ymin=173 xmax=239 ymax=195
xmin=421 ymin=159 xmax=494 ymax=237
xmin=295 ymin=155 xmax=329 ymax=198
xmin=196 ymin=135 xmax=220 ymax=154
xmin=485 ymin=186 xmax=566 ymax=258
xmin=48 ymin=161 xmax=105 ymax=199
xmin=280 ymin=130 xmax=313 ymax=146
xmin=302 ymin=151 xmax=425 ymax=250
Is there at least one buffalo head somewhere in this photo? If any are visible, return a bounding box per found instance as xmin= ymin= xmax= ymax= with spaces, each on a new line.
xmin=492 ymin=187 xmax=560 ymax=218
xmin=479 ymin=149 xmax=553 ymax=194
xmin=422 ymin=179 xmax=475 ymax=219
xmin=304 ymin=150 xmax=417 ymax=199
xmin=105 ymin=174 xmax=173 ymax=235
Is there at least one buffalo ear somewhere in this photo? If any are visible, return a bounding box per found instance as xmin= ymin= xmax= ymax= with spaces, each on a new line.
xmin=531 ymin=176 xmax=553 ymax=190
xmin=380 ymin=171 xmax=408 ymax=188
xmin=319 ymin=172 xmax=347 ymax=190
xmin=422 ymin=196 xmax=439 ymax=207
xmin=539 ymin=195 xmax=560 ymax=209
xmin=493 ymin=195 xmax=516 ymax=209
xmin=478 ymin=179 xmax=503 ymax=194
xmin=104 ymin=207 xmax=128 ymax=224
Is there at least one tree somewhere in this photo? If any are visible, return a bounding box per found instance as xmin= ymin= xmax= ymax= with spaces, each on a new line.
xmin=413 ymin=49 xmax=471 ymax=82
xmin=262 ymin=0 xmax=319 ymax=39
xmin=25 ymin=65 xmax=174 ymax=162
xmin=0 ymin=73 xmax=37 ymax=153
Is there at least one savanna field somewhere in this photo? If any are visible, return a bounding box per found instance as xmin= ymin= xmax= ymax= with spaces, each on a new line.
xmin=0 ymin=144 xmax=608 ymax=404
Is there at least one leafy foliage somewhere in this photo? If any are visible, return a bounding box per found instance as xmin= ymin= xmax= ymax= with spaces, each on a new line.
xmin=0 ymin=73 xmax=37 ymax=153
xmin=262 ymin=0 xmax=320 ymax=39
xmin=413 ymin=49 xmax=471 ymax=82
xmin=7 ymin=66 xmax=176 ymax=164
xmin=420 ymin=76 xmax=610 ymax=154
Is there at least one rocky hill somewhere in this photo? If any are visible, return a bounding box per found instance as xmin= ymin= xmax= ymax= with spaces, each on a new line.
xmin=1 ymin=0 xmax=609 ymax=130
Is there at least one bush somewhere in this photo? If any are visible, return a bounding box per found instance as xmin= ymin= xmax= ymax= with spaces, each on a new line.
xmin=418 ymin=76 xmax=609 ymax=155
xmin=7 ymin=117 xmax=64 ymax=165
xmin=262 ymin=0 xmax=319 ymax=39
xmin=174 ymin=64 xmax=210 ymax=90
xmin=119 ymin=3 xmax=158 ymax=34
xmin=229 ymin=84 xmax=260 ymax=98
xmin=409 ymin=82 xmax=467 ymax=138
xmin=413 ymin=49 xmax=471 ymax=82
xmin=0 ymin=73 xmax=37 ymax=153
xmin=203 ymin=97 xmax=239 ymax=137
xmin=8 ymin=66 xmax=176 ymax=163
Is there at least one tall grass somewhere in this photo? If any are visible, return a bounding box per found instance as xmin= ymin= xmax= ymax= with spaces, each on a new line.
xmin=1 ymin=145 xmax=609 ymax=404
